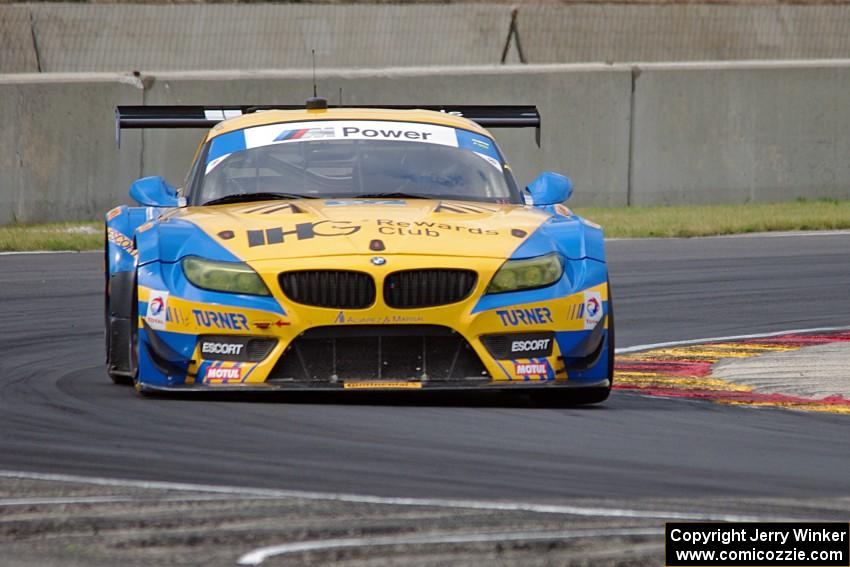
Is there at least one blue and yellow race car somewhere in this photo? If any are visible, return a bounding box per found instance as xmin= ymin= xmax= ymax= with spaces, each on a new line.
xmin=105 ymin=100 xmax=613 ymax=404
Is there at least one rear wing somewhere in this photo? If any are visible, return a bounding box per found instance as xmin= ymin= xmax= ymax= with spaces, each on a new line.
xmin=115 ymin=105 xmax=541 ymax=146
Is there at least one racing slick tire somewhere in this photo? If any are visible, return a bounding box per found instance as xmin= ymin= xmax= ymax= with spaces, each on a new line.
xmin=105 ymin=254 xmax=138 ymax=385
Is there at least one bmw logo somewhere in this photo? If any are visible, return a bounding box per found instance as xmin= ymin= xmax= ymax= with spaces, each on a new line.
xmin=371 ymin=256 xmax=387 ymax=266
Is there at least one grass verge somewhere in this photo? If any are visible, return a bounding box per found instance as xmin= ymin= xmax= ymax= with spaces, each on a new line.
xmin=575 ymin=199 xmax=850 ymax=238
xmin=1 ymin=200 xmax=849 ymax=250
xmin=0 ymin=222 xmax=102 ymax=252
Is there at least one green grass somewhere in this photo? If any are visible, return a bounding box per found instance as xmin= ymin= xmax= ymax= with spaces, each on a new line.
xmin=1 ymin=200 xmax=849 ymax=250
xmin=0 ymin=222 xmax=102 ymax=252
xmin=574 ymin=199 xmax=850 ymax=238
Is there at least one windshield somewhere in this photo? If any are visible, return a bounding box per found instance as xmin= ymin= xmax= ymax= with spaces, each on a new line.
xmin=189 ymin=120 xmax=520 ymax=205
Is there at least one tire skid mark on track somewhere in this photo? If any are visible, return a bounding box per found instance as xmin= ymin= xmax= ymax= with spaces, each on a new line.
xmin=614 ymin=331 xmax=850 ymax=414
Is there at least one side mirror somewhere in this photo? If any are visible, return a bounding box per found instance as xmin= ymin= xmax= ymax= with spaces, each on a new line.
xmin=129 ymin=176 xmax=179 ymax=207
xmin=525 ymin=172 xmax=573 ymax=206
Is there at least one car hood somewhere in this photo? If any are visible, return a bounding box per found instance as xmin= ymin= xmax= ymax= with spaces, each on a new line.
xmin=169 ymin=199 xmax=552 ymax=260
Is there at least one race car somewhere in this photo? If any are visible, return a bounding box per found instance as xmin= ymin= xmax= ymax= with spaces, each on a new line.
xmin=105 ymin=99 xmax=613 ymax=404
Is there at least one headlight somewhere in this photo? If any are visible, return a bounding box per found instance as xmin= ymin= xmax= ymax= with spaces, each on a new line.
xmin=486 ymin=253 xmax=565 ymax=294
xmin=182 ymin=256 xmax=271 ymax=296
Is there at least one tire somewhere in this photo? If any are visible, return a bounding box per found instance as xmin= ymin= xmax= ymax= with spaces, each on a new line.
xmin=105 ymin=253 xmax=138 ymax=386
xmin=129 ymin=279 xmax=140 ymax=391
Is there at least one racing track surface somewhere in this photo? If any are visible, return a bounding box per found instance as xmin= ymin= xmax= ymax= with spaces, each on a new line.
xmin=1 ymin=233 xmax=849 ymax=504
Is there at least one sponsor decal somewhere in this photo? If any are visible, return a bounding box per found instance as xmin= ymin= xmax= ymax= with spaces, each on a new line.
xmin=243 ymin=121 xmax=459 ymax=150
xmin=340 ymin=125 xmax=443 ymax=143
xmin=145 ymin=291 xmax=169 ymax=330
xmin=106 ymin=227 xmax=137 ymax=257
xmin=201 ymin=342 xmax=244 ymax=356
xmin=275 ymin=127 xmax=335 ymax=142
xmin=482 ymin=332 xmax=553 ymax=359
xmin=514 ymin=361 xmax=551 ymax=377
xmin=496 ymin=307 xmax=553 ymax=327
xmin=456 ymin=130 xmax=501 ymax=160
xmin=192 ymin=309 xmax=249 ymax=331
xmin=106 ymin=207 xmax=122 ymax=221
xmin=334 ymin=311 xmax=424 ymax=325
xmin=583 ymin=291 xmax=604 ymax=329
xmin=471 ymin=138 xmax=491 ymax=151
xmin=511 ymin=337 xmax=551 ymax=353
xmin=204 ymin=365 xmax=242 ymax=383
xmin=376 ymin=219 xmax=498 ymax=238
xmin=247 ymin=220 xmax=360 ymax=247
xmin=343 ymin=381 xmax=423 ymax=390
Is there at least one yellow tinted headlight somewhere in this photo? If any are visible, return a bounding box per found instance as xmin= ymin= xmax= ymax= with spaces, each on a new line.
xmin=182 ymin=256 xmax=271 ymax=296
xmin=486 ymin=253 xmax=564 ymax=294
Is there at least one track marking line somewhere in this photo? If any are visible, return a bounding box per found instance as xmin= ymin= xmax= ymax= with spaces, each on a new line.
xmin=237 ymin=527 xmax=661 ymax=566
xmin=0 ymin=494 xmax=279 ymax=507
xmin=606 ymin=230 xmax=850 ymax=242
xmin=616 ymin=326 xmax=850 ymax=354
xmin=0 ymin=469 xmax=796 ymax=523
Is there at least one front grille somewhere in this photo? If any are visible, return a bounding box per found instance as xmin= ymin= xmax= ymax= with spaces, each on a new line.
xmin=279 ymin=270 xmax=375 ymax=309
xmin=266 ymin=325 xmax=489 ymax=383
xmin=384 ymin=269 xmax=477 ymax=309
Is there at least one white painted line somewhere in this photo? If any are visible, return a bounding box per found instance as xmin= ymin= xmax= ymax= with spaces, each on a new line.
xmin=237 ymin=527 xmax=661 ymax=566
xmin=606 ymin=229 xmax=850 ymax=241
xmin=0 ymin=250 xmax=99 ymax=256
xmin=0 ymin=494 xmax=278 ymax=507
xmin=707 ymin=230 xmax=850 ymax=239
xmin=616 ymin=326 xmax=850 ymax=354
xmin=0 ymin=469 xmax=795 ymax=524
xmin=0 ymin=495 xmax=137 ymax=506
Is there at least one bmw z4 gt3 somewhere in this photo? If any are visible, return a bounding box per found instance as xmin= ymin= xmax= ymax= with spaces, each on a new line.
xmin=105 ymin=102 xmax=613 ymax=403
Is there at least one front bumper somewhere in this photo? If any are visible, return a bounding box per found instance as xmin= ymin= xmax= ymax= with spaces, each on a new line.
xmin=135 ymin=255 xmax=611 ymax=391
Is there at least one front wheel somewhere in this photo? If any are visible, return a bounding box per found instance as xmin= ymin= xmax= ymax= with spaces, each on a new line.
xmin=105 ymin=268 xmax=139 ymax=386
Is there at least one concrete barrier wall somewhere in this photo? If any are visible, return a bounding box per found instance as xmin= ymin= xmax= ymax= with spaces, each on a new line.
xmin=630 ymin=61 xmax=850 ymax=205
xmin=0 ymin=74 xmax=143 ymax=225
xmin=2 ymin=62 xmax=850 ymax=224
xmin=5 ymin=4 xmax=850 ymax=73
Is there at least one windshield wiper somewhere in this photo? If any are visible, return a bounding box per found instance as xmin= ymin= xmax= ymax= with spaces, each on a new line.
xmin=351 ymin=192 xmax=432 ymax=200
xmin=203 ymin=192 xmax=317 ymax=206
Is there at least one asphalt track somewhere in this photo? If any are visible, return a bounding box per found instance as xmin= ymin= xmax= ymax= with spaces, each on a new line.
xmin=1 ymin=233 xmax=849 ymax=504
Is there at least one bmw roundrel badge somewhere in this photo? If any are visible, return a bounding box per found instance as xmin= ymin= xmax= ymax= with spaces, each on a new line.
xmin=371 ymin=256 xmax=387 ymax=266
